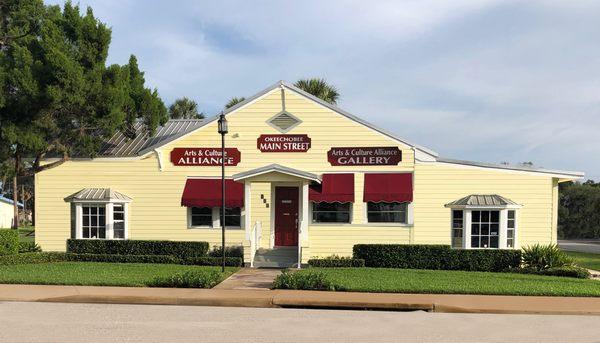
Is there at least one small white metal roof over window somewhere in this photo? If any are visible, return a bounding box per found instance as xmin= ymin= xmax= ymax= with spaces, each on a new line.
xmin=64 ymin=188 xmax=132 ymax=203
xmin=445 ymin=194 xmax=521 ymax=208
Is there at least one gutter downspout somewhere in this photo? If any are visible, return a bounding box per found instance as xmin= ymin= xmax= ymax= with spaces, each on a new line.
xmin=154 ymin=149 xmax=164 ymax=171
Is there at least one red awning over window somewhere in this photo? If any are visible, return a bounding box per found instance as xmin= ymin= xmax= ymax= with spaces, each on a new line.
xmin=309 ymin=173 xmax=354 ymax=203
xmin=181 ymin=179 xmax=244 ymax=208
xmin=363 ymin=173 xmax=413 ymax=203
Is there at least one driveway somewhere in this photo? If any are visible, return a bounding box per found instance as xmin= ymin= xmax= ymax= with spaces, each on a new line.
xmin=1 ymin=302 xmax=600 ymax=343
xmin=559 ymin=240 xmax=600 ymax=254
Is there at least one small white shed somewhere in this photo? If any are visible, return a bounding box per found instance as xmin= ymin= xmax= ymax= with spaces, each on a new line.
xmin=0 ymin=196 xmax=23 ymax=229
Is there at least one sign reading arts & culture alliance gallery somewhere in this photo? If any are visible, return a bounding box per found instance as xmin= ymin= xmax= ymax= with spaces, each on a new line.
xmin=327 ymin=147 xmax=402 ymax=166
xmin=170 ymin=148 xmax=241 ymax=166
xmin=257 ymin=134 xmax=311 ymax=152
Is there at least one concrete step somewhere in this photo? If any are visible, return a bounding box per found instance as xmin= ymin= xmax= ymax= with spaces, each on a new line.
xmin=254 ymin=247 xmax=298 ymax=268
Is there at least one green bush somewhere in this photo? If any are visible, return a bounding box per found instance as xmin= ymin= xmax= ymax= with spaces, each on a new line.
xmin=308 ymin=256 xmax=365 ymax=268
xmin=65 ymin=253 xmax=182 ymax=264
xmin=273 ymin=270 xmax=340 ymax=291
xmin=522 ymin=244 xmax=573 ymax=271
xmin=0 ymin=252 xmax=67 ymax=265
xmin=18 ymin=242 xmax=42 ymax=253
xmin=0 ymin=229 xmax=19 ymax=255
xmin=353 ymin=244 xmax=522 ymax=272
xmin=146 ymin=270 xmax=224 ymax=288
xmin=182 ymin=256 xmax=244 ymax=267
xmin=66 ymin=239 xmax=209 ymax=258
xmin=513 ymin=266 xmax=590 ymax=279
xmin=207 ymin=245 xmax=244 ymax=258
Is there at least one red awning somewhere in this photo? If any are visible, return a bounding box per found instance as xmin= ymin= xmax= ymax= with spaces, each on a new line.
xmin=363 ymin=173 xmax=413 ymax=203
xmin=181 ymin=179 xmax=244 ymax=208
xmin=309 ymin=174 xmax=354 ymax=203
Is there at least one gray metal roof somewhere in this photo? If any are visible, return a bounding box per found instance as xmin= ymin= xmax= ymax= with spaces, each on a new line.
xmin=64 ymin=188 xmax=132 ymax=202
xmin=437 ymin=157 xmax=584 ymax=178
xmin=232 ymin=164 xmax=320 ymax=182
xmin=99 ymin=119 xmax=205 ymax=157
xmin=445 ymin=194 xmax=520 ymax=208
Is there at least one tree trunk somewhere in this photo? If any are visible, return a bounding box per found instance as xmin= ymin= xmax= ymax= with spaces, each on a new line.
xmin=12 ymin=153 xmax=20 ymax=230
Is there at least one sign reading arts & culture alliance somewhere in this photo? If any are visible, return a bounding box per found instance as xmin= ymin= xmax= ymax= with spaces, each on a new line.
xmin=170 ymin=148 xmax=241 ymax=166
xmin=327 ymin=147 xmax=402 ymax=166
xmin=257 ymin=134 xmax=311 ymax=152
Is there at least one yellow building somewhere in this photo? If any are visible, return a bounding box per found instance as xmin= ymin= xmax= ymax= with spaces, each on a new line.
xmin=35 ymin=81 xmax=583 ymax=267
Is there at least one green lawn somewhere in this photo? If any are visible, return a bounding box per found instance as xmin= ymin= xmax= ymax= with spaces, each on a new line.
xmin=284 ymin=268 xmax=600 ymax=297
xmin=0 ymin=262 xmax=237 ymax=287
xmin=566 ymin=251 xmax=600 ymax=271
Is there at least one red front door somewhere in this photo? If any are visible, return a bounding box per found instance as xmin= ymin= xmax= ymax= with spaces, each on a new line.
xmin=274 ymin=187 xmax=299 ymax=246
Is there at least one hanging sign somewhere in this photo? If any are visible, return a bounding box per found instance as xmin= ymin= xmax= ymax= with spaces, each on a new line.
xmin=257 ymin=134 xmax=311 ymax=152
xmin=327 ymin=147 xmax=402 ymax=166
xmin=170 ymin=148 xmax=241 ymax=166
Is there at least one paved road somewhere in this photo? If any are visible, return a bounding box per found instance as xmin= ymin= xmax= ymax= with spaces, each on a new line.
xmin=1 ymin=302 xmax=599 ymax=342
xmin=559 ymin=240 xmax=600 ymax=253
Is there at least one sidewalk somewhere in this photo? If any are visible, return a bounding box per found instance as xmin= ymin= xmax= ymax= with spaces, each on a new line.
xmin=1 ymin=284 xmax=599 ymax=315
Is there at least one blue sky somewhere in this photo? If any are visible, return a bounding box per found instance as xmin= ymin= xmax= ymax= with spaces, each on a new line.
xmin=46 ymin=0 xmax=600 ymax=180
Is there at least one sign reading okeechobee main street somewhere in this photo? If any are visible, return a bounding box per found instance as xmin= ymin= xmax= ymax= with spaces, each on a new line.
xmin=327 ymin=147 xmax=402 ymax=166
xmin=170 ymin=148 xmax=241 ymax=166
xmin=257 ymin=134 xmax=311 ymax=152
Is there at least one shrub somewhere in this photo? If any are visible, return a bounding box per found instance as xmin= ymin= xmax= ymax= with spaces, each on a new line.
xmin=353 ymin=244 xmax=522 ymax=272
xmin=308 ymin=256 xmax=365 ymax=268
xmin=67 ymin=239 xmax=209 ymax=258
xmin=0 ymin=229 xmax=19 ymax=255
xmin=522 ymin=244 xmax=573 ymax=271
xmin=65 ymin=253 xmax=182 ymax=264
xmin=182 ymin=256 xmax=244 ymax=267
xmin=0 ymin=252 xmax=67 ymax=265
xmin=513 ymin=266 xmax=590 ymax=279
xmin=207 ymin=245 xmax=244 ymax=258
xmin=273 ymin=270 xmax=340 ymax=291
xmin=19 ymin=242 xmax=42 ymax=253
xmin=146 ymin=270 xmax=224 ymax=288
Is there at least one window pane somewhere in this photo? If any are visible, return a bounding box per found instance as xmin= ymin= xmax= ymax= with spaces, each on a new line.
xmin=98 ymin=206 xmax=105 ymax=215
xmin=98 ymin=227 xmax=106 ymax=239
xmin=508 ymin=210 xmax=515 ymax=220
xmin=225 ymin=215 xmax=241 ymax=227
xmin=480 ymin=236 xmax=490 ymax=248
xmin=471 ymin=223 xmax=479 ymax=235
xmin=452 ymin=210 xmax=463 ymax=219
xmin=313 ymin=211 xmax=350 ymax=223
xmin=490 ymin=223 xmax=499 ymax=235
xmin=481 ymin=211 xmax=489 ymax=222
xmin=367 ymin=211 xmax=405 ymax=223
xmin=507 ymin=230 xmax=514 ymax=239
xmin=91 ymin=216 xmax=97 ymax=226
xmin=507 ymin=239 xmax=514 ymax=248
xmin=191 ymin=215 xmax=212 ymax=226
xmin=472 ymin=211 xmax=480 ymax=222
xmin=490 ymin=236 xmax=499 ymax=248
xmin=114 ymin=222 xmax=125 ymax=239
xmin=192 ymin=207 xmax=212 ymax=215
xmin=314 ymin=202 xmax=350 ymax=212
xmin=91 ymin=207 xmax=97 ymax=215
xmin=471 ymin=236 xmax=480 ymax=248
xmin=490 ymin=211 xmax=499 ymax=222
xmin=367 ymin=202 xmax=403 ymax=212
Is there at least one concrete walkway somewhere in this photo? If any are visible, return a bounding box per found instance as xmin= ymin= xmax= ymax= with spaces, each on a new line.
xmin=1 ymin=284 xmax=600 ymax=315
xmin=213 ymin=268 xmax=281 ymax=290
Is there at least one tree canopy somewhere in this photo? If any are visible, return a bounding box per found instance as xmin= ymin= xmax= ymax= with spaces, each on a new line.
xmin=225 ymin=96 xmax=245 ymax=109
xmin=559 ymin=180 xmax=600 ymax=239
xmin=0 ymin=0 xmax=167 ymax=170
xmin=0 ymin=0 xmax=167 ymax=227
xmin=294 ymin=78 xmax=339 ymax=105
xmin=169 ymin=97 xmax=204 ymax=119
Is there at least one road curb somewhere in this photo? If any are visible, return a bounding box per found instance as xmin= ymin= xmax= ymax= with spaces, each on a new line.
xmin=2 ymin=284 xmax=600 ymax=315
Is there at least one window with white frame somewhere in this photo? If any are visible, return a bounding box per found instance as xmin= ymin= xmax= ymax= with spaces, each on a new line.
xmin=471 ymin=210 xmax=500 ymax=248
xmin=367 ymin=202 xmax=408 ymax=224
xmin=77 ymin=202 xmax=128 ymax=239
xmin=312 ymin=202 xmax=351 ymax=223
xmin=188 ymin=207 xmax=242 ymax=228
xmin=451 ymin=210 xmax=464 ymax=248
xmin=82 ymin=204 xmax=106 ymax=239
xmin=507 ymin=210 xmax=516 ymax=248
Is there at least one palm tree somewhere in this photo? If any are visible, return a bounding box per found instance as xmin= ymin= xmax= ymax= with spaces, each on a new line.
xmin=168 ymin=97 xmax=204 ymax=119
xmin=294 ymin=78 xmax=339 ymax=105
xmin=225 ymin=97 xmax=246 ymax=109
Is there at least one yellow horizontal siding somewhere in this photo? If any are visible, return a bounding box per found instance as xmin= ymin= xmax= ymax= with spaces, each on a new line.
xmin=308 ymin=226 xmax=411 ymax=258
xmin=414 ymin=162 xmax=556 ymax=247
